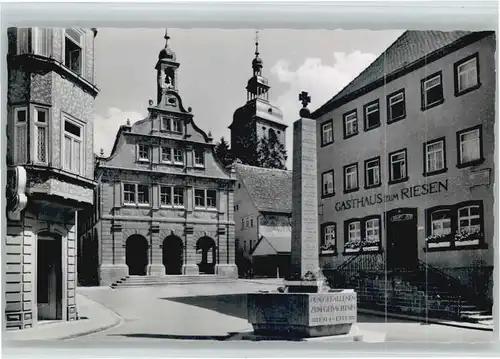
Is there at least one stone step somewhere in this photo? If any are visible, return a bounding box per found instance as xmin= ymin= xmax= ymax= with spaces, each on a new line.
xmin=111 ymin=275 xmax=236 ymax=288
xmin=460 ymin=314 xmax=493 ymax=323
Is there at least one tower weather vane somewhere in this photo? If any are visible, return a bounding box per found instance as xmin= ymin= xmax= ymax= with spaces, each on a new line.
xmin=255 ymin=30 xmax=260 ymax=56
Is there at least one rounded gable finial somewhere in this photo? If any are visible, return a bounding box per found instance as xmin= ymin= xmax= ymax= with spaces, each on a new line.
xmin=126 ymin=118 xmax=131 ymax=126
xmin=100 ymin=148 xmax=104 ymax=156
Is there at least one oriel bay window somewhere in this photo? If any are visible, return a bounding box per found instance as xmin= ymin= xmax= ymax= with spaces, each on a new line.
xmin=321 ymin=170 xmax=334 ymax=198
xmin=123 ymin=183 xmax=150 ymax=206
xmin=343 ymin=110 xmax=358 ymax=139
xmin=423 ymin=137 xmax=447 ymax=176
xmin=64 ymin=28 xmax=83 ymax=75
xmin=425 ymin=200 xmax=485 ymax=251
xmin=194 ymin=189 xmax=217 ymax=210
xmin=457 ymin=125 xmax=483 ymax=167
xmin=344 ymin=215 xmax=382 ymax=254
xmin=388 ymin=148 xmax=408 ymax=184
xmin=63 ymin=117 xmax=84 ymax=175
xmin=363 ymin=100 xmax=380 ymax=131
xmin=421 ymin=72 xmax=444 ymax=110
xmin=320 ymin=222 xmax=337 ymax=255
xmin=364 ymin=156 xmax=381 ymax=188
xmin=14 ymin=107 xmax=28 ymax=163
xmin=160 ymin=186 xmax=184 ymax=207
xmin=34 ymin=108 xmax=49 ymax=164
xmin=387 ymin=89 xmax=406 ymax=123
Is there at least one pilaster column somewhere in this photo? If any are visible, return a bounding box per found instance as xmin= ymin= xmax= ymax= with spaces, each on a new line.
xmin=147 ymin=224 xmax=165 ymax=276
xmin=183 ymin=226 xmax=199 ymax=275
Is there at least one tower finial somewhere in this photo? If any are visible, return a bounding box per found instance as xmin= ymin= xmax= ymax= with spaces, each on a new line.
xmin=255 ymin=30 xmax=260 ymax=57
xmin=164 ymin=28 xmax=170 ymax=48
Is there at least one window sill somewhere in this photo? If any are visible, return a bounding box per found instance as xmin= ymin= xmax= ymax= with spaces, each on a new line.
xmin=321 ymin=192 xmax=335 ymax=199
xmin=321 ymin=140 xmax=334 ymax=148
xmin=160 ymin=130 xmax=184 ymax=135
xmin=319 ymin=250 xmax=338 ymax=256
xmin=423 ymin=167 xmax=448 ymax=177
xmin=160 ymin=205 xmax=186 ymax=210
xmin=456 ymin=158 xmax=485 ymax=169
xmin=364 ymin=122 xmax=381 ymax=132
xmin=343 ymin=132 xmax=358 ymax=140
xmin=424 ymin=241 xmax=488 ymax=252
xmin=454 ymin=83 xmax=481 ymax=97
xmin=421 ymin=99 xmax=444 ymax=111
xmin=194 ymin=164 xmax=205 ymax=169
xmin=194 ymin=207 xmax=218 ymax=212
xmin=343 ymin=187 xmax=359 ymax=194
xmin=388 ymin=176 xmax=409 ymax=185
xmin=364 ymin=183 xmax=382 ymax=190
xmin=137 ymin=159 xmax=150 ymax=163
xmin=387 ymin=115 xmax=406 ymax=125
xmin=342 ymin=246 xmax=383 ymax=256
xmin=123 ymin=203 xmax=151 ymax=208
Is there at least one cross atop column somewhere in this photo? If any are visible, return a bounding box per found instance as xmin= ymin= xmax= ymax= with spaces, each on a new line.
xmin=299 ymin=91 xmax=311 ymax=108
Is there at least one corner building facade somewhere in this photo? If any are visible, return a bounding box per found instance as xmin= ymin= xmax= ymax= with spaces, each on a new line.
xmin=87 ymin=32 xmax=238 ymax=286
xmin=313 ymin=31 xmax=495 ymax=302
xmin=5 ymin=28 xmax=99 ymax=330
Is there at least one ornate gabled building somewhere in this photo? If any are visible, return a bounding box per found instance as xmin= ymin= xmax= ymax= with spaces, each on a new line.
xmin=229 ymin=32 xmax=288 ymax=166
xmin=80 ymin=30 xmax=238 ymax=286
xmin=5 ymin=27 xmax=99 ymax=330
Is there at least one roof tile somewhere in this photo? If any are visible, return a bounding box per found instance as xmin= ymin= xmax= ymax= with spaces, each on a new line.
xmin=235 ymin=164 xmax=292 ymax=213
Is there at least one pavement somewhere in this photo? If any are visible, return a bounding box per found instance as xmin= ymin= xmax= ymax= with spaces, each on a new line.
xmin=2 ymin=279 xmax=495 ymax=344
xmin=3 ymin=293 xmax=122 ymax=342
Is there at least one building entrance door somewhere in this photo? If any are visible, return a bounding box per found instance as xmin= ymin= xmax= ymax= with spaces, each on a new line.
xmin=163 ymin=235 xmax=183 ymax=275
xmin=37 ymin=233 xmax=62 ymax=320
xmin=385 ymin=208 xmax=419 ymax=271
xmin=126 ymin=235 xmax=149 ymax=275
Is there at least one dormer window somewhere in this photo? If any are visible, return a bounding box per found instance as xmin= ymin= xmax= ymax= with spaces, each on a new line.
xmin=172 ymin=118 xmax=182 ymax=133
xmin=64 ymin=28 xmax=83 ymax=75
xmin=194 ymin=148 xmax=205 ymax=167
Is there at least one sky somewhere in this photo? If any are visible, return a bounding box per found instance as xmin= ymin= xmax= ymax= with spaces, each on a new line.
xmin=93 ymin=28 xmax=404 ymax=168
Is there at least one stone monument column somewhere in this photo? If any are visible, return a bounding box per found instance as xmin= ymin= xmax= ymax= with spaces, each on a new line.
xmin=246 ymin=91 xmax=357 ymax=339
